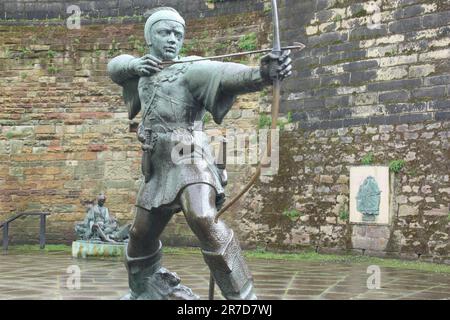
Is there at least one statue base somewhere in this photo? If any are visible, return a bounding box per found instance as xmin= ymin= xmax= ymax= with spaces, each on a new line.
xmin=72 ymin=240 xmax=126 ymax=259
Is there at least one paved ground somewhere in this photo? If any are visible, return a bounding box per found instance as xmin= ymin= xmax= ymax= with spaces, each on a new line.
xmin=0 ymin=252 xmax=449 ymax=300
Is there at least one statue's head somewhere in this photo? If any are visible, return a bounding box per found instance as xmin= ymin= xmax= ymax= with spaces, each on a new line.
xmin=97 ymin=193 xmax=107 ymax=207
xmin=144 ymin=7 xmax=185 ymax=61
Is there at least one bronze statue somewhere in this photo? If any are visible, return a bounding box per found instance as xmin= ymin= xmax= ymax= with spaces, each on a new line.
xmin=107 ymin=6 xmax=292 ymax=300
xmin=75 ymin=194 xmax=130 ymax=243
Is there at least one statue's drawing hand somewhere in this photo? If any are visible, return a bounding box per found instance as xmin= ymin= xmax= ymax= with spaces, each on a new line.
xmin=260 ymin=50 xmax=292 ymax=82
xmin=129 ymin=54 xmax=163 ymax=77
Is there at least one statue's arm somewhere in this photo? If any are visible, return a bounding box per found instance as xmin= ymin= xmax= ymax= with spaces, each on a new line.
xmin=105 ymin=208 xmax=111 ymax=223
xmin=220 ymin=51 xmax=293 ymax=96
xmin=219 ymin=64 xmax=269 ymax=96
xmin=107 ymin=54 xmax=138 ymax=86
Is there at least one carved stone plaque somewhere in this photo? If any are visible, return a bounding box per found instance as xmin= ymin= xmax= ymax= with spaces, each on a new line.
xmin=350 ymin=166 xmax=391 ymax=225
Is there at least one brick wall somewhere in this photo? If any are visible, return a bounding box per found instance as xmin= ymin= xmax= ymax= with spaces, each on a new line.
xmin=0 ymin=0 xmax=270 ymax=245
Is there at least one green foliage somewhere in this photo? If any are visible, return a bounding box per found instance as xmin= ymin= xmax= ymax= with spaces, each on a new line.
xmin=107 ymin=39 xmax=120 ymax=57
xmin=361 ymin=152 xmax=374 ymax=165
xmin=238 ymin=32 xmax=257 ymax=51
xmin=179 ymin=41 xmax=196 ymax=57
xmin=258 ymin=113 xmax=272 ymax=129
xmin=202 ymin=113 xmax=212 ymax=125
xmin=353 ymin=9 xmax=368 ymax=18
xmin=277 ymin=119 xmax=286 ymax=131
xmin=275 ymin=112 xmax=294 ymax=131
xmin=20 ymin=72 xmax=28 ymax=80
xmin=339 ymin=209 xmax=349 ymax=221
xmin=19 ymin=47 xmax=31 ymax=58
xmin=179 ymin=45 xmax=189 ymax=56
xmin=136 ymin=41 xmax=146 ymax=55
xmin=47 ymin=50 xmax=56 ymax=59
xmin=447 ymin=212 xmax=450 ymax=222
xmin=333 ymin=14 xmax=343 ymax=22
xmin=47 ymin=65 xmax=60 ymax=74
xmin=6 ymin=131 xmax=14 ymax=139
xmin=214 ymin=41 xmax=229 ymax=53
xmin=389 ymin=160 xmax=405 ymax=173
xmin=384 ymin=48 xmax=397 ymax=57
xmin=287 ymin=111 xmax=293 ymax=124
xmin=283 ymin=209 xmax=302 ymax=221
xmin=129 ymin=37 xmax=146 ymax=56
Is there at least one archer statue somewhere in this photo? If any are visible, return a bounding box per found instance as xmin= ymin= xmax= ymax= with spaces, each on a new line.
xmin=107 ymin=5 xmax=292 ymax=300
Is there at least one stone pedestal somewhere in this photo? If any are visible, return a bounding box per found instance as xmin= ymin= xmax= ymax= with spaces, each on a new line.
xmin=72 ymin=240 xmax=126 ymax=259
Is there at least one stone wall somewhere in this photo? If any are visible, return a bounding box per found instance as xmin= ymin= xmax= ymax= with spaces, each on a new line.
xmin=281 ymin=0 xmax=450 ymax=128
xmin=237 ymin=121 xmax=449 ymax=263
xmin=0 ymin=0 xmax=449 ymax=263
xmin=0 ymin=0 xmax=264 ymax=20
xmin=0 ymin=0 xmax=271 ymax=245
xmin=235 ymin=0 xmax=448 ymax=263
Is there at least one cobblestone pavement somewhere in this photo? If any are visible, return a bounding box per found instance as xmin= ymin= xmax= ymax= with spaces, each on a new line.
xmin=0 ymin=252 xmax=449 ymax=300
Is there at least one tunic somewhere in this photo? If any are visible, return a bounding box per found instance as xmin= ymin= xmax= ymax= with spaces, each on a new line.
xmin=122 ymin=56 xmax=240 ymax=213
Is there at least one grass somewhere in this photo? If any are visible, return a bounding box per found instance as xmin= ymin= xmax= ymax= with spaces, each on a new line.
xmin=6 ymin=245 xmax=450 ymax=274
xmin=165 ymin=247 xmax=450 ymax=274
xmin=244 ymin=250 xmax=450 ymax=274
xmin=8 ymin=244 xmax=71 ymax=253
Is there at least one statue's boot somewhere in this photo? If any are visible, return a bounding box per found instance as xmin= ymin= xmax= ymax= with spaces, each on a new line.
xmin=202 ymin=231 xmax=257 ymax=300
xmin=122 ymin=241 xmax=199 ymax=300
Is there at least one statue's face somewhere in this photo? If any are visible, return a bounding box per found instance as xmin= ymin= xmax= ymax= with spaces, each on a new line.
xmin=149 ymin=20 xmax=185 ymax=61
xmin=98 ymin=197 xmax=106 ymax=207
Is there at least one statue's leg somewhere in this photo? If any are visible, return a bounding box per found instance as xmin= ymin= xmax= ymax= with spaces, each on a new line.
xmin=180 ymin=184 xmax=257 ymax=300
xmin=124 ymin=207 xmax=198 ymax=300
xmin=124 ymin=207 xmax=171 ymax=300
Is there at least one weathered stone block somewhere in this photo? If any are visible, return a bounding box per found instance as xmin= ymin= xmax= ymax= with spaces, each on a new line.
xmin=376 ymin=66 xmax=408 ymax=81
xmin=409 ymin=64 xmax=435 ymax=78
xmin=412 ymin=86 xmax=446 ymax=99
xmin=379 ymin=90 xmax=410 ymax=103
xmin=350 ymin=70 xmax=377 ymax=84
xmin=419 ymin=49 xmax=450 ymax=62
xmin=399 ymin=205 xmax=419 ymax=216
xmin=389 ymin=16 xmax=422 ymax=33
